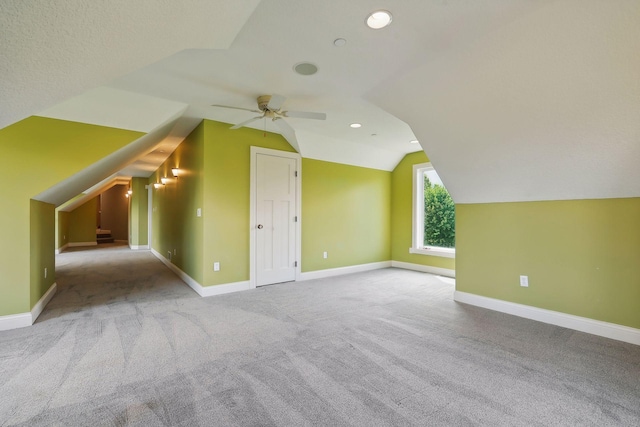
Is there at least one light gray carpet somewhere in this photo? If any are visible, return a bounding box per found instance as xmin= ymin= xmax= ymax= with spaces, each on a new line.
xmin=0 ymin=244 xmax=638 ymax=426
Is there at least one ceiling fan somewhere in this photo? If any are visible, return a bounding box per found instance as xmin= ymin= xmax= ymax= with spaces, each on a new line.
xmin=211 ymin=94 xmax=326 ymax=136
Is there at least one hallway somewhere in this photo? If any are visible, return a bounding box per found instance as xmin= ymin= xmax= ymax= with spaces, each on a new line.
xmin=43 ymin=244 xmax=198 ymax=324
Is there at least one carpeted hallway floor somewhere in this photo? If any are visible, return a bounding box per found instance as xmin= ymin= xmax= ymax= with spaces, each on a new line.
xmin=0 ymin=245 xmax=638 ymax=426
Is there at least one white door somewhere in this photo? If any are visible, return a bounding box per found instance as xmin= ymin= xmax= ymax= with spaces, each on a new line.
xmin=255 ymin=153 xmax=297 ymax=286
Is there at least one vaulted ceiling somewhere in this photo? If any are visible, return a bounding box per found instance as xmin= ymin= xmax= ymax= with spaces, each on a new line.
xmin=2 ymin=0 xmax=638 ymax=203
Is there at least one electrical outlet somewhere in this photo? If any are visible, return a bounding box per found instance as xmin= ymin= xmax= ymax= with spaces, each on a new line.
xmin=520 ymin=275 xmax=529 ymax=287
xmin=44 ymin=267 xmax=47 ymax=279
xmin=323 ymin=251 xmax=328 ymax=259
xmin=214 ymin=262 xmax=220 ymax=271
xmin=197 ymin=208 xmax=202 ymax=217
xmin=173 ymin=249 xmax=177 ymax=256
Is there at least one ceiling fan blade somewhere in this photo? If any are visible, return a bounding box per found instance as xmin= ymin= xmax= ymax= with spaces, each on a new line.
xmin=230 ymin=116 xmax=263 ymax=129
xmin=273 ymin=118 xmax=300 ymax=152
xmin=267 ymin=94 xmax=286 ymax=111
xmin=282 ymin=110 xmax=327 ymax=120
xmin=211 ymin=104 xmax=261 ymax=113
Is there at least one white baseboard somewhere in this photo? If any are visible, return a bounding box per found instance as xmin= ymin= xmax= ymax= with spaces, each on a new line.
xmin=151 ymin=249 xmax=252 ymax=297
xmin=68 ymin=241 xmax=97 ymax=247
xmin=55 ymin=243 xmax=69 ymax=255
xmin=31 ymin=282 xmax=57 ymax=323
xmin=299 ymin=261 xmax=391 ymax=281
xmin=199 ymin=280 xmax=253 ymax=297
xmin=0 ymin=312 xmax=32 ymax=331
xmin=0 ymin=282 xmax=57 ymax=331
xmin=454 ymin=291 xmax=640 ymax=346
xmin=391 ymin=261 xmax=456 ymax=278
xmin=129 ymin=244 xmax=150 ymax=250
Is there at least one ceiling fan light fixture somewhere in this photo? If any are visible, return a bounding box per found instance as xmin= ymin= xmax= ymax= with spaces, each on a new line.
xmin=293 ymin=62 xmax=319 ymax=76
xmin=366 ymin=10 xmax=393 ymax=29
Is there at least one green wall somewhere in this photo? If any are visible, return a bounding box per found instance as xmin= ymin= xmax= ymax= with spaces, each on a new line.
xmin=56 ymin=210 xmax=70 ymax=250
xmin=151 ymin=120 xmax=296 ymax=286
xmin=152 ymin=120 xmax=394 ymax=286
xmin=129 ymin=177 xmax=148 ymax=247
xmin=150 ymin=121 xmax=458 ymax=288
xmin=152 ymin=122 xmax=205 ymax=283
xmin=302 ymin=158 xmax=391 ymax=272
xmin=391 ymin=151 xmax=456 ymax=270
xmin=0 ymin=116 xmax=143 ymax=316
xmin=69 ymin=197 xmax=98 ymax=244
xmin=30 ymin=200 xmax=56 ymax=307
xmin=456 ymin=198 xmax=640 ymax=329
xmin=202 ymin=120 xmax=296 ymax=286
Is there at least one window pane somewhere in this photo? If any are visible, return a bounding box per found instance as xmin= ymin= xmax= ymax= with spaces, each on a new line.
xmin=423 ymin=170 xmax=455 ymax=248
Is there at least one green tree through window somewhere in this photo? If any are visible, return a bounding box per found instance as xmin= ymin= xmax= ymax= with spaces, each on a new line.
xmin=423 ymin=173 xmax=455 ymax=248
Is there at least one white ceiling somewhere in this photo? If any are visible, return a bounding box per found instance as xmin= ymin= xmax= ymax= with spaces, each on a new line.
xmin=370 ymin=0 xmax=640 ymax=202
xmin=0 ymin=0 xmax=260 ymax=122
xmin=3 ymin=0 xmax=638 ymax=202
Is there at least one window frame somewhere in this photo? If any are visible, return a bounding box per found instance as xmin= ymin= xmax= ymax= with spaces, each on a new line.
xmin=410 ymin=162 xmax=456 ymax=258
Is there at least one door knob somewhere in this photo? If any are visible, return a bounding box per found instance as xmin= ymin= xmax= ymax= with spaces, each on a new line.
xmin=257 ymin=224 xmax=263 ymax=229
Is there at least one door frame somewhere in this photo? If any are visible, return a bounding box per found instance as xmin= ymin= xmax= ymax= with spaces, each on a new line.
xmin=249 ymin=146 xmax=302 ymax=288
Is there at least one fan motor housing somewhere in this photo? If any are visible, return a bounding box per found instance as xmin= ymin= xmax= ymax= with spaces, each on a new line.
xmin=257 ymin=95 xmax=272 ymax=111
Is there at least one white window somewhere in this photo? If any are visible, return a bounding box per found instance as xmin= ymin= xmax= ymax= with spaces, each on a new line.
xmin=410 ymin=163 xmax=455 ymax=258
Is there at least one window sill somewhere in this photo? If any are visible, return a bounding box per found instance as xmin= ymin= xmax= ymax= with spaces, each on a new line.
xmin=409 ymin=247 xmax=455 ymax=259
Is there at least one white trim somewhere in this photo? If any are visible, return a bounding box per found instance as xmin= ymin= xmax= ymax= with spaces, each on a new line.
xmin=411 ymin=162 xmax=456 ymax=258
xmin=151 ymin=249 xmax=252 ymax=297
xmin=198 ymin=280 xmax=253 ymax=297
xmin=31 ymin=282 xmax=57 ymax=323
xmin=0 ymin=312 xmax=32 ymax=331
xmin=68 ymin=241 xmax=98 ymax=247
xmin=147 ymin=183 xmax=153 ymax=250
xmin=129 ymin=244 xmax=150 ymax=250
xmin=299 ymin=261 xmax=391 ymax=281
xmin=391 ymin=261 xmax=456 ymax=278
xmin=409 ymin=247 xmax=456 ymax=259
xmin=454 ymin=291 xmax=640 ymax=346
xmin=55 ymin=243 xmax=69 ymax=255
xmin=250 ymin=147 xmax=302 ymax=288
xmin=412 ymin=162 xmax=427 ymax=250
xmin=0 ymin=282 xmax=57 ymax=331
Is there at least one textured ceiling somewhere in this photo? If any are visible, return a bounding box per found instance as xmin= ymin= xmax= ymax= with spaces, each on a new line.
xmin=0 ymin=0 xmax=260 ymax=128
xmin=3 ymin=0 xmax=638 ymax=203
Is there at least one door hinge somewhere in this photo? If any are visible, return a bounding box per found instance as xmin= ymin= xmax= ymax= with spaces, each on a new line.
xmin=294 ymin=261 xmax=298 ymax=267
xmin=294 ymin=216 xmax=298 ymax=222
xmin=294 ymin=171 xmax=298 ymax=177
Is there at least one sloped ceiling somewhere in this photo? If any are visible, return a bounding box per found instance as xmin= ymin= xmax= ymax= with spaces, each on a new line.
xmin=369 ymin=0 xmax=640 ymax=203
xmin=0 ymin=0 xmax=260 ymax=128
xmin=2 ymin=0 xmax=638 ymax=203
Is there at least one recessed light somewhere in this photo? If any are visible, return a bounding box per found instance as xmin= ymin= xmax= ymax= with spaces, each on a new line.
xmin=350 ymin=123 xmax=362 ymax=128
xmin=410 ymin=139 xmax=419 ymax=144
xmin=366 ymin=10 xmax=393 ymax=29
xmin=293 ymin=62 xmax=319 ymax=76
xmin=333 ymin=38 xmax=347 ymax=47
